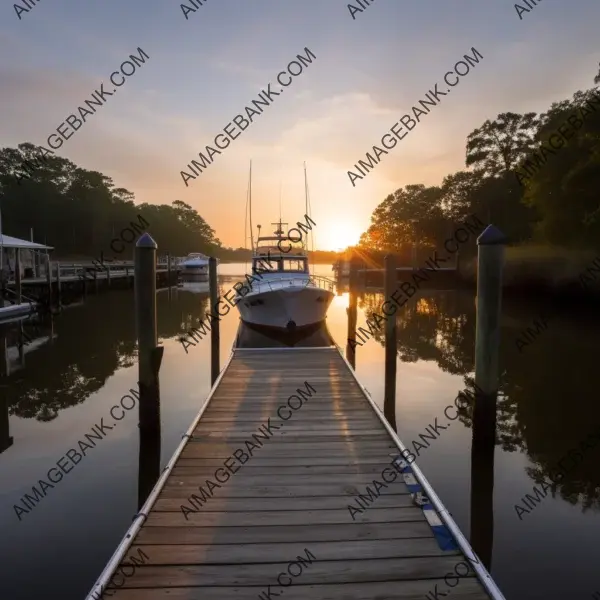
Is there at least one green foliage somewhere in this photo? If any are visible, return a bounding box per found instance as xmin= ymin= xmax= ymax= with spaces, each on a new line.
xmin=360 ymin=66 xmax=600 ymax=253
xmin=466 ymin=112 xmax=540 ymax=177
xmin=0 ymin=143 xmax=222 ymax=258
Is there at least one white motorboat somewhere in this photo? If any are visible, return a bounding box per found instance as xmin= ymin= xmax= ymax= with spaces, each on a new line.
xmin=180 ymin=253 xmax=209 ymax=280
xmin=235 ymin=215 xmax=335 ymax=330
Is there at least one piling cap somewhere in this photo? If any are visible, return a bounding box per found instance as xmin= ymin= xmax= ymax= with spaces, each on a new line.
xmin=136 ymin=232 xmax=157 ymax=249
xmin=476 ymin=224 xmax=506 ymax=246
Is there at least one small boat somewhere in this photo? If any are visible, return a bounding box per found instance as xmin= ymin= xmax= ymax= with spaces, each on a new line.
xmin=235 ymin=162 xmax=334 ymax=331
xmin=180 ymin=253 xmax=209 ymax=280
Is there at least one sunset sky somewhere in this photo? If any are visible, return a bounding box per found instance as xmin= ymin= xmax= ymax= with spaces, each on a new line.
xmin=2 ymin=0 xmax=599 ymax=250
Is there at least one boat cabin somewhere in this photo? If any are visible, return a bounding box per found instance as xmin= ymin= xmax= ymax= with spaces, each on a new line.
xmin=252 ymin=254 xmax=308 ymax=276
xmin=251 ymin=221 xmax=310 ymax=276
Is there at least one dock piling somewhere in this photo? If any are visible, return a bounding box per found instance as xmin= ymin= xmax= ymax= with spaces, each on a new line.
xmin=474 ymin=225 xmax=506 ymax=396
xmin=15 ymin=249 xmax=22 ymax=304
xmin=82 ymin=267 xmax=88 ymax=299
xmin=383 ymin=254 xmax=397 ymax=427
xmin=209 ymin=256 xmax=220 ymax=385
xmin=470 ymin=385 xmax=497 ymax=570
xmin=56 ymin=262 xmax=62 ymax=310
xmin=135 ymin=233 xmax=162 ymax=435
xmin=45 ymin=255 xmax=52 ymax=311
xmin=346 ymin=252 xmax=358 ymax=369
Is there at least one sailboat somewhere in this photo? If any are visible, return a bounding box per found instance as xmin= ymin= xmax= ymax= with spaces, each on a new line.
xmin=234 ymin=163 xmax=335 ymax=331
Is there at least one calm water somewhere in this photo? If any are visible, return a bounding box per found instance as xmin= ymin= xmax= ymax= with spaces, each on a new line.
xmin=0 ymin=263 xmax=599 ymax=600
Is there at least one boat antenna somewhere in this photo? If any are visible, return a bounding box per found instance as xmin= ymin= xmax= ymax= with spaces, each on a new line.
xmin=244 ymin=175 xmax=249 ymax=272
xmin=304 ymin=162 xmax=308 ymax=222
xmin=304 ymin=162 xmax=315 ymax=276
xmin=279 ymin=181 xmax=283 ymax=224
xmin=248 ymin=160 xmax=254 ymax=252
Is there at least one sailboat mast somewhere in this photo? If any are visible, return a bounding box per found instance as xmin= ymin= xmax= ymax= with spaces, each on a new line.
xmin=249 ymin=160 xmax=254 ymax=251
xmin=303 ymin=162 xmax=308 ymax=218
xmin=303 ymin=162 xmax=309 ymax=251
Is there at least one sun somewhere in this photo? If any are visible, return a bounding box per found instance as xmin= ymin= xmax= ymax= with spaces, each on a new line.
xmin=324 ymin=222 xmax=361 ymax=251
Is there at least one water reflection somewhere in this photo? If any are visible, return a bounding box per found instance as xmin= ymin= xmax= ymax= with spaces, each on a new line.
xmin=470 ymin=389 xmax=497 ymax=571
xmin=0 ymin=286 xmax=215 ymax=424
xmin=358 ymin=288 xmax=600 ymax=518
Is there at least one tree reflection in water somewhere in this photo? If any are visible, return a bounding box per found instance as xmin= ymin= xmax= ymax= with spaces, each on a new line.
xmin=360 ymin=288 xmax=600 ymax=516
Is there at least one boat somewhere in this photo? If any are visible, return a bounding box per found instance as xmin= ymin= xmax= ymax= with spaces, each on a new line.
xmin=234 ymin=163 xmax=335 ymax=331
xmin=180 ymin=253 xmax=209 ymax=280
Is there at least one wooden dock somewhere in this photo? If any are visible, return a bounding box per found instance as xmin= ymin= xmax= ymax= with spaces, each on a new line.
xmin=86 ymin=347 xmax=503 ymax=600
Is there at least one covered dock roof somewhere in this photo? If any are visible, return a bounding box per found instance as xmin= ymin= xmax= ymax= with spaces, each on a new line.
xmin=0 ymin=234 xmax=53 ymax=250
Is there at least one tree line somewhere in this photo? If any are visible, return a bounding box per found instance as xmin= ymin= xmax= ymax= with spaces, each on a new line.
xmin=358 ymin=66 xmax=600 ymax=255
xmin=0 ymin=143 xmax=221 ymax=259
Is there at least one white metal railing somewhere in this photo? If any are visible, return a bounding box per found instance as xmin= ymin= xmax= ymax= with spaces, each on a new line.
xmin=253 ymin=274 xmax=335 ymax=294
xmin=308 ymin=275 xmax=336 ymax=292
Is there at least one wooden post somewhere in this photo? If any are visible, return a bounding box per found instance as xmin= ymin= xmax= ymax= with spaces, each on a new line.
xmin=0 ymin=329 xmax=14 ymax=453
xmin=209 ymin=256 xmax=220 ymax=385
xmin=15 ymin=249 xmax=22 ymax=304
xmin=56 ymin=262 xmax=62 ymax=310
xmin=137 ymin=411 xmax=161 ymax=510
xmin=0 ymin=329 xmax=8 ymax=377
xmin=93 ymin=268 xmax=98 ymax=293
xmin=470 ymin=385 xmax=497 ymax=570
xmin=346 ymin=252 xmax=358 ymax=369
xmin=167 ymin=253 xmax=171 ymax=286
xmin=82 ymin=268 xmax=88 ymax=299
xmin=45 ymin=255 xmax=52 ymax=311
xmin=383 ymin=254 xmax=397 ymax=428
xmin=135 ymin=233 xmax=162 ymax=435
xmin=474 ymin=225 xmax=506 ymax=395
xmin=107 ymin=264 xmax=111 ymax=288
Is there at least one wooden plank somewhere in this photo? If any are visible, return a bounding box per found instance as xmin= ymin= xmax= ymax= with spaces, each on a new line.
xmin=187 ymin=438 xmax=392 ymax=446
xmin=184 ymin=441 xmax=395 ymax=450
xmin=171 ymin=464 xmax=391 ymax=476
xmin=145 ymin=508 xmax=426 ymax=527
xmin=180 ymin=447 xmax=398 ymax=459
xmin=169 ymin=473 xmax=398 ymax=486
xmin=194 ymin=424 xmax=385 ymax=431
xmin=202 ymin=405 xmax=371 ymax=411
xmin=125 ymin=538 xmax=456 ymax=564
xmin=154 ymin=494 xmax=412 ymax=511
xmin=105 ymin=556 xmax=475 ymax=587
xmin=190 ymin=432 xmax=388 ymax=440
xmin=135 ymin=521 xmax=435 ymax=545
xmin=160 ymin=484 xmax=407 ymax=497
xmin=110 ymin=579 xmax=489 ymax=600
xmin=175 ymin=457 xmax=395 ymax=466
xmin=193 ymin=423 xmax=384 ymax=430
xmin=196 ymin=417 xmax=381 ymax=423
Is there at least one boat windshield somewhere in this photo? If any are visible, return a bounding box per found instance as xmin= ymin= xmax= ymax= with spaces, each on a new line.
xmin=252 ymin=257 xmax=308 ymax=274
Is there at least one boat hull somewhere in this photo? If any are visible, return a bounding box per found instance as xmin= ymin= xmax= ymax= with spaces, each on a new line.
xmin=181 ymin=267 xmax=208 ymax=281
xmin=236 ymin=285 xmax=334 ymax=330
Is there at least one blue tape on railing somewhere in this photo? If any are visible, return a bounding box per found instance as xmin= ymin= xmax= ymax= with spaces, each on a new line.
xmin=393 ymin=456 xmax=459 ymax=552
